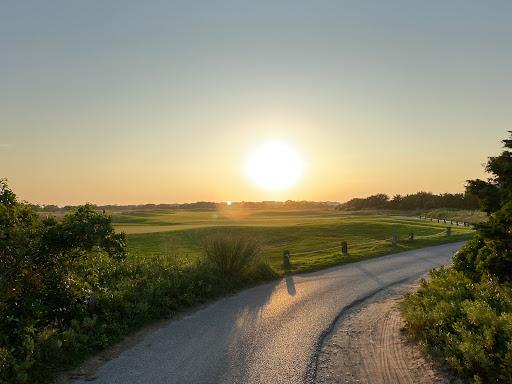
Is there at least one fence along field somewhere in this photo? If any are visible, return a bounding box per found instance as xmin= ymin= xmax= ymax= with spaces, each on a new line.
xmin=113 ymin=208 xmax=474 ymax=274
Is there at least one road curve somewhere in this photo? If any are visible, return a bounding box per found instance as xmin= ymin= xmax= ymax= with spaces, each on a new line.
xmin=75 ymin=242 xmax=463 ymax=384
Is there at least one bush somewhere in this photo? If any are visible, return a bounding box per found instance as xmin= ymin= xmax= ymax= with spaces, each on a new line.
xmin=0 ymin=180 xmax=276 ymax=383
xmin=402 ymin=268 xmax=512 ymax=383
xmin=202 ymin=234 xmax=268 ymax=280
xmin=0 ymin=179 xmax=126 ymax=383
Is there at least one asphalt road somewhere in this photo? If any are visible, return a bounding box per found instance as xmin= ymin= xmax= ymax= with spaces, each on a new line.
xmin=75 ymin=242 xmax=463 ymax=384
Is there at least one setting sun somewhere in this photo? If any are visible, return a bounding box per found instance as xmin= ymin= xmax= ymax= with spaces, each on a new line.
xmin=246 ymin=141 xmax=304 ymax=191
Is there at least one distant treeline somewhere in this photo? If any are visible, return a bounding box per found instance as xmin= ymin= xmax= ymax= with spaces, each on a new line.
xmin=31 ymin=201 xmax=220 ymax=212
xmin=31 ymin=200 xmax=338 ymax=212
xmin=336 ymin=192 xmax=479 ymax=211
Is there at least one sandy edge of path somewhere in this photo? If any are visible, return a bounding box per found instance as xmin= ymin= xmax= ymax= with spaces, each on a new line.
xmin=315 ymin=283 xmax=453 ymax=384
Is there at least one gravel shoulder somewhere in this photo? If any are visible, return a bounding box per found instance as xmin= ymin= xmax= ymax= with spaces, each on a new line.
xmin=60 ymin=243 xmax=462 ymax=384
xmin=316 ymin=283 xmax=450 ymax=384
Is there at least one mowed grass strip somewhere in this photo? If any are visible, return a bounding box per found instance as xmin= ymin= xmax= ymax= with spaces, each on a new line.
xmin=121 ymin=211 xmax=474 ymax=274
xmin=113 ymin=208 xmax=350 ymax=234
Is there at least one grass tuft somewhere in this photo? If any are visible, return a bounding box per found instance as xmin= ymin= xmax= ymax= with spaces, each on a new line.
xmin=203 ymin=233 xmax=265 ymax=279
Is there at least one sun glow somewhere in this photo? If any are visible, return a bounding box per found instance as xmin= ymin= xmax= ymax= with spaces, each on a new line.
xmin=246 ymin=141 xmax=304 ymax=191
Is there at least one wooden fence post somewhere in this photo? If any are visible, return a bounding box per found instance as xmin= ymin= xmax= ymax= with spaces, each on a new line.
xmin=341 ymin=241 xmax=348 ymax=255
xmin=283 ymin=250 xmax=290 ymax=268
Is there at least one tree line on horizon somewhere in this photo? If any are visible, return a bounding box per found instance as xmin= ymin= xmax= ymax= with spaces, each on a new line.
xmin=337 ymin=191 xmax=480 ymax=211
xmin=30 ymin=200 xmax=338 ymax=212
xmin=30 ymin=193 xmax=480 ymax=213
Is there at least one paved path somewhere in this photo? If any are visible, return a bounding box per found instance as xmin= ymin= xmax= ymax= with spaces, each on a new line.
xmin=75 ymin=242 xmax=462 ymax=384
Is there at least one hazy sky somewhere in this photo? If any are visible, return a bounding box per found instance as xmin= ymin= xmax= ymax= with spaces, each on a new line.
xmin=1 ymin=1 xmax=511 ymax=205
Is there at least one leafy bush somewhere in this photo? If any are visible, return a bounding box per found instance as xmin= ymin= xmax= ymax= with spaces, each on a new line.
xmin=0 ymin=179 xmax=126 ymax=383
xmin=402 ymin=268 xmax=512 ymax=383
xmin=0 ymin=180 xmax=276 ymax=383
xmin=202 ymin=234 xmax=269 ymax=280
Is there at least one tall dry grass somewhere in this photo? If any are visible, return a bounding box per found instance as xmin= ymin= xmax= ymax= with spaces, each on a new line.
xmin=202 ymin=233 xmax=265 ymax=279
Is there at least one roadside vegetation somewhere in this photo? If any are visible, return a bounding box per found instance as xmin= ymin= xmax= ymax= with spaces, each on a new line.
xmin=0 ymin=180 xmax=275 ymax=384
xmin=0 ymin=180 xmax=474 ymax=383
xmin=203 ymin=234 xmax=269 ymax=278
xmin=402 ymin=132 xmax=512 ymax=383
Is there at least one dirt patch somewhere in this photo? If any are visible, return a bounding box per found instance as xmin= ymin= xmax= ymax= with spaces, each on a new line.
xmin=315 ymin=285 xmax=450 ymax=384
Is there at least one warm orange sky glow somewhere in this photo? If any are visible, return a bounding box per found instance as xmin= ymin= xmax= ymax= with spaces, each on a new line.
xmin=1 ymin=2 xmax=510 ymax=205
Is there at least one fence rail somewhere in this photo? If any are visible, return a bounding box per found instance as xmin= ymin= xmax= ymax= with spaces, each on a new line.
xmin=283 ymin=218 xmax=469 ymax=266
xmin=418 ymin=215 xmax=472 ymax=227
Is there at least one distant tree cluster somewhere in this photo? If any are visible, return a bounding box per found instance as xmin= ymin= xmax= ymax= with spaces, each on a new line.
xmin=30 ymin=201 xmax=219 ymax=212
xmin=31 ymin=200 xmax=337 ymax=213
xmin=337 ymin=191 xmax=479 ymax=211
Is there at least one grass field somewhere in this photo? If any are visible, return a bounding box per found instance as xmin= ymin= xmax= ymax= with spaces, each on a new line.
xmin=112 ymin=208 xmax=474 ymax=274
xmin=5 ymin=207 xmax=474 ymax=383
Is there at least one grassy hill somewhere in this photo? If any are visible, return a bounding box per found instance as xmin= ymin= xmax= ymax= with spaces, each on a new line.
xmin=114 ymin=209 xmax=474 ymax=274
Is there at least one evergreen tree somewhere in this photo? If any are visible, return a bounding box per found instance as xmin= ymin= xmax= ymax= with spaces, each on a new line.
xmin=454 ymin=132 xmax=512 ymax=281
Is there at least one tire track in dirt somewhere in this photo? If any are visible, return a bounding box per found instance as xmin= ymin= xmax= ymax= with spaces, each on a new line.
xmin=304 ymin=278 xmax=411 ymax=383
xmin=315 ymin=283 xmax=449 ymax=384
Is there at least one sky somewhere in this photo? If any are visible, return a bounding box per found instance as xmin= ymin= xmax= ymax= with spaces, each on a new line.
xmin=1 ymin=1 xmax=511 ymax=205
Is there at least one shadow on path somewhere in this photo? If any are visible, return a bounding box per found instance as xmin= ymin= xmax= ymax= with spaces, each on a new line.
xmin=285 ymin=273 xmax=296 ymax=296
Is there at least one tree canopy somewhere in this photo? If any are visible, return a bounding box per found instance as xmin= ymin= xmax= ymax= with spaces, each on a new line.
xmin=337 ymin=191 xmax=479 ymax=211
xmin=454 ymin=131 xmax=512 ymax=281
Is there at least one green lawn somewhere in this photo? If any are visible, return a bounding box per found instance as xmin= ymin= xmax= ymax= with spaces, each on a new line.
xmin=7 ymin=208 xmax=473 ymax=384
xmin=114 ymin=209 xmax=474 ymax=274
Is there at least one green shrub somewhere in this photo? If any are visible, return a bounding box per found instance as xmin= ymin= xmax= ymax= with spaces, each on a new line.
xmin=0 ymin=180 xmax=276 ymax=384
xmin=402 ymin=268 xmax=512 ymax=383
xmin=202 ymin=233 xmax=267 ymax=280
xmin=0 ymin=179 xmax=126 ymax=383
